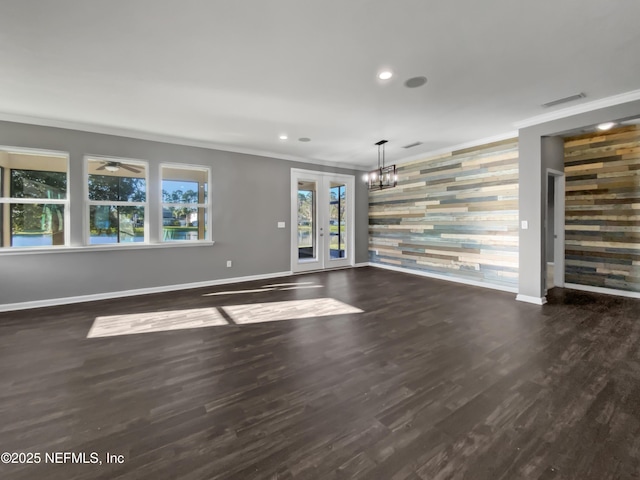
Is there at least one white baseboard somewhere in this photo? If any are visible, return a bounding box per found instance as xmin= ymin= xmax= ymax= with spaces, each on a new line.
xmin=369 ymin=262 xmax=518 ymax=294
xmin=354 ymin=262 xmax=370 ymax=268
xmin=564 ymin=283 xmax=640 ymax=299
xmin=0 ymin=271 xmax=293 ymax=313
xmin=516 ymin=294 xmax=548 ymax=305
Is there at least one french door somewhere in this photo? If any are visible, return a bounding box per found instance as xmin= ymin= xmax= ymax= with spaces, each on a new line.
xmin=291 ymin=169 xmax=355 ymax=273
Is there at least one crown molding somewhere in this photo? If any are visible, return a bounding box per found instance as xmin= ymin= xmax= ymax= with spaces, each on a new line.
xmin=0 ymin=111 xmax=369 ymax=171
xmin=514 ymin=89 xmax=640 ymax=129
xmin=3 ymin=89 xmax=639 ymax=173
xmin=394 ymin=131 xmax=518 ymax=166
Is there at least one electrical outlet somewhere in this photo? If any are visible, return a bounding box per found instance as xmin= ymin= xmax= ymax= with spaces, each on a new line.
xmin=226 ymin=260 xmax=232 ymax=268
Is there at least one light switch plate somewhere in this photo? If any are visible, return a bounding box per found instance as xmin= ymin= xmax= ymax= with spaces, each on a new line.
xmin=277 ymin=222 xmax=285 ymax=228
xmin=521 ymin=220 xmax=528 ymax=229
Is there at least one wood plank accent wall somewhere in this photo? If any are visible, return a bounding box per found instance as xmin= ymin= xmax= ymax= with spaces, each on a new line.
xmin=564 ymin=125 xmax=640 ymax=293
xmin=369 ymin=139 xmax=519 ymax=289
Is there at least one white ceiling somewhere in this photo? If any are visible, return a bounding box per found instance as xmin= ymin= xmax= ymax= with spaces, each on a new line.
xmin=1 ymin=0 xmax=639 ymax=169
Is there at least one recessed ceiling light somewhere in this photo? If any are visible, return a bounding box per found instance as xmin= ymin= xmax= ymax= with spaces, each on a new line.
xmin=279 ymin=135 xmax=288 ymax=140
xmin=378 ymin=71 xmax=393 ymax=80
xmin=597 ymin=122 xmax=616 ymax=131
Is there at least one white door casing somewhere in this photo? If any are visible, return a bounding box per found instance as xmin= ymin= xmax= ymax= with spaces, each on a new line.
xmin=290 ymin=169 xmax=355 ymax=273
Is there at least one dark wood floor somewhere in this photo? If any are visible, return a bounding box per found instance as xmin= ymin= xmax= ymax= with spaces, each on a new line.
xmin=1 ymin=267 xmax=639 ymax=480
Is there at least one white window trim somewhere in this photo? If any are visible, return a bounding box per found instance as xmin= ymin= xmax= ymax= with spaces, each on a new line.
xmin=84 ymin=155 xmax=149 ymax=246
xmin=160 ymin=163 xmax=212 ymax=243
xmin=0 ymin=152 xmax=216 ymax=254
xmin=0 ymin=240 xmax=214 ymax=256
xmin=0 ymin=145 xmax=70 ymax=251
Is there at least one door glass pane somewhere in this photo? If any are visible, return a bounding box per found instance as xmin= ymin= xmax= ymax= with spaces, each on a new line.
xmin=329 ymin=182 xmax=347 ymax=259
xmin=297 ymin=180 xmax=316 ymax=261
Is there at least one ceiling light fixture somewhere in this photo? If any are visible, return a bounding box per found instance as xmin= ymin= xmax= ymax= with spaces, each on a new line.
xmin=363 ymin=140 xmax=397 ymax=191
xmin=279 ymin=134 xmax=288 ymax=140
xmin=597 ymin=122 xmax=616 ymax=131
xmin=104 ymin=164 xmax=120 ymax=172
xmin=378 ymin=71 xmax=393 ymax=80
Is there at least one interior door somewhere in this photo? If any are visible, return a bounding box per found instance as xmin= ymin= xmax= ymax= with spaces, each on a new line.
xmin=291 ymin=169 xmax=354 ymax=273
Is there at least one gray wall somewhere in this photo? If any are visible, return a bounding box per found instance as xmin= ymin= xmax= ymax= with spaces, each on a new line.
xmin=518 ymin=99 xmax=640 ymax=300
xmin=0 ymin=121 xmax=369 ymax=306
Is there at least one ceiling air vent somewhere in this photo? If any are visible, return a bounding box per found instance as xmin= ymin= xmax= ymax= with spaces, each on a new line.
xmin=402 ymin=141 xmax=423 ymax=149
xmin=541 ymin=93 xmax=586 ymax=108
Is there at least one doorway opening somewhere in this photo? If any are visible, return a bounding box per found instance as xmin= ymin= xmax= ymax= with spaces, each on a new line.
xmin=546 ymin=169 xmax=565 ymax=291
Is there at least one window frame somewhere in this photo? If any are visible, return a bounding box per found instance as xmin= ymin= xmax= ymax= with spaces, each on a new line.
xmin=160 ymin=163 xmax=212 ymax=243
xmin=0 ymin=145 xmax=70 ymax=250
xmin=84 ymin=155 xmax=150 ymax=247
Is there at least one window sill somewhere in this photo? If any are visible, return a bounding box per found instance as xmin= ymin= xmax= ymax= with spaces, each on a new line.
xmin=0 ymin=241 xmax=215 ymax=256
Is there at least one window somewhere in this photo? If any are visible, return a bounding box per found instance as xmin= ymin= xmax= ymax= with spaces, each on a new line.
xmin=0 ymin=148 xmax=68 ymax=248
xmin=161 ymin=165 xmax=209 ymax=241
xmin=86 ymin=157 xmax=147 ymax=245
xmin=1 ymin=152 xmax=211 ymax=251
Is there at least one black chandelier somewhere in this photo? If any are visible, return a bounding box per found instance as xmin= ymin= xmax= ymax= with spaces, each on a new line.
xmin=364 ymin=140 xmax=397 ymax=191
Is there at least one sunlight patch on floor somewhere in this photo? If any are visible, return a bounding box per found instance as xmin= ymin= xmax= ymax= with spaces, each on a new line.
xmin=202 ymin=288 xmax=277 ymax=296
xmin=279 ymin=285 xmax=324 ymax=291
xmin=88 ymin=297 xmax=362 ymax=338
xmin=222 ymin=298 xmax=363 ymax=324
xmin=87 ymin=307 xmax=228 ymax=338
xmin=202 ymin=282 xmax=323 ymax=297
